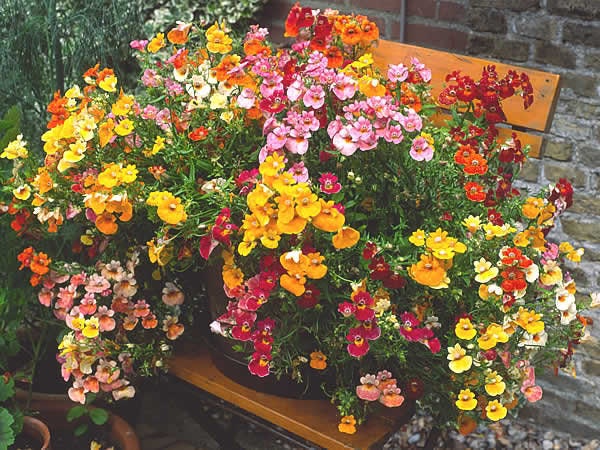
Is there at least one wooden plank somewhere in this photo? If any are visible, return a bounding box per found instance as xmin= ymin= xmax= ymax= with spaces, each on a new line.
xmin=169 ymin=343 xmax=414 ymax=450
xmin=372 ymin=40 xmax=561 ymax=134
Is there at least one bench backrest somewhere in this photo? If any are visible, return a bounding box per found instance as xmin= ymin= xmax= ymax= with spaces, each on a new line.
xmin=372 ymin=40 xmax=561 ymax=158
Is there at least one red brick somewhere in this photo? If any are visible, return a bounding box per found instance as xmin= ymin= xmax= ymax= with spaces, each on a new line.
xmin=406 ymin=0 xmax=437 ymax=18
xmin=352 ymin=0 xmax=403 ymax=13
xmin=438 ymin=1 xmax=466 ymax=22
xmin=399 ymin=23 xmax=468 ymax=51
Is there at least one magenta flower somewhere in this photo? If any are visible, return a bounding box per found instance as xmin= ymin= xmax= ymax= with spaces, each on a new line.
xmin=129 ymin=39 xmax=148 ymax=52
xmin=319 ymin=173 xmax=342 ymax=194
xmin=346 ymin=327 xmax=370 ymax=358
xmin=248 ymin=352 xmax=271 ymax=377
xmin=338 ymin=301 xmax=356 ymax=317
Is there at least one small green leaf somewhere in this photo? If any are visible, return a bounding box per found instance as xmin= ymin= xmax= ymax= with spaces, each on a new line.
xmin=0 ymin=408 xmax=16 ymax=450
xmin=0 ymin=377 xmax=14 ymax=402
xmin=73 ymin=423 xmax=88 ymax=437
xmin=89 ymin=408 xmax=109 ymax=426
xmin=66 ymin=405 xmax=87 ymax=422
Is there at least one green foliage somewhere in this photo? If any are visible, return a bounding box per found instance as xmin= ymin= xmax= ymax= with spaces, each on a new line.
xmin=0 ymin=0 xmax=145 ymax=152
xmin=0 ymin=408 xmax=16 ymax=450
xmin=67 ymin=404 xmax=109 ymax=438
xmin=0 ymin=107 xmax=21 ymax=156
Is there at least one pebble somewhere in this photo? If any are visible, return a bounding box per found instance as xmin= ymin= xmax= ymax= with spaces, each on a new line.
xmin=407 ymin=433 xmax=421 ymax=445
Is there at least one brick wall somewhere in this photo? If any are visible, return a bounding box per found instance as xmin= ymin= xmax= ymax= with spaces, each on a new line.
xmin=259 ymin=0 xmax=600 ymax=437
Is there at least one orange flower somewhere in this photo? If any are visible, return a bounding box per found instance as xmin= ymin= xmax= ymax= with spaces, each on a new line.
xmin=332 ymin=227 xmax=360 ymax=249
xmin=167 ymin=22 xmax=192 ymax=45
xmin=147 ymin=33 xmax=166 ymax=53
xmin=311 ymin=199 xmax=344 ymax=232
xmin=408 ymin=254 xmax=447 ymax=288
xmin=324 ymin=46 xmax=343 ymax=68
xmin=95 ymin=212 xmax=118 ymax=235
xmin=360 ymin=19 xmax=379 ymax=43
xmin=458 ymin=415 xmax=477 ymax=436
xmin=34 ymin=170 xmax=54 ymax=194
xmin=222 ymin=265 xmax=244 ymax=289
xmin=280 ymin=272 xmax=307 ymax=296
xmin=305 ymin=252 xmax=328 ymax=279
xmin=30 ymin=252 xmax=51 ymax=275
xmin=338 ymin=415 xmax=357 ymax=434
xmin=309 ymin=351 xmax=327 ymax=370
xmin=244 ymin=39 xmax=271 ymax=56
xmin=340 ymin=23 xmax=362 ymax=46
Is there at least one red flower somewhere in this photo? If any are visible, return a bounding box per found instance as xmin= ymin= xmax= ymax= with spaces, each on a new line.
xmin=362 ymin=242 xmax=379 ymax=260
xmin=231 ymin=312 xmax=256 ymax=341
xmin=382 ymin=273 xmax=407 ymax=289
xmin=464 ymin=182 xmax=486 ymax=202
xmin=252 ymin=334 xmax=273 ymax=353
xmin=487 ymin=208 xmax=504 ymax=226
xmin=346 ymin=327 xmax=370 ymax=358
xmin=463 ymin=154 xmax=488 ymax=175
xmin=360 ymin=319 xmax=381 ymax=341
xmin=500 ymin=267 xmax=527 ymax=292
xmin=338 ymin=301 xmax=356 ymax=317
xmin=352 ymin=291 xmax=375 ymax=321
xmin=368 ymin=256 xmax=392 ymax=280
xmin=298 ymin=284 xmax=320 ymax=309
xmin=318 ymin=172 xmax=342 ymax=194
xmin=404 ymin=378 xmax=424 ymax=400
xmin=248 ymin=352 xmax=271 ymax=377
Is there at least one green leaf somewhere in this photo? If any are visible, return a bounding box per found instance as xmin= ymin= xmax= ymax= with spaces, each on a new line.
xmin=66 ymin=405 xmax=87 ymax=422
xmin=0 ymin=408 xmax=15 ymax=450
xmin=89 ymin=408 xmax=109 ymax=426
xmin=0 ymin=377 xmax=14 ymax=402
xmin=73 ymin=423 xmax=88 ymax=437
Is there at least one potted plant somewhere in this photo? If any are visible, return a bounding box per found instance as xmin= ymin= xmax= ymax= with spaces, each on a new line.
xmin=0 ymin=2 xmax=593 ymax=437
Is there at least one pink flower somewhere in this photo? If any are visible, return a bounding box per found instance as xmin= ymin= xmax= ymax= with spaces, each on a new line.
xmin=332 ymin=74 xmax=357 ymax=101
xmin=319 ymin=173 xmax=342 ymax=194
xmin=332 ymin=126 xmax=358 ymax=156
xmin=68 ymin=381 xmax=86 ymax=404
xmin=286 ymin=77 xmax=305 ymax=102
xmin=521 ymin=379 xmax=543 ymax=402
xmin=356 ymin=374 xmax=380 ymax=401
xmin=141 ymin=68 xmax=161 ymax=88
xmin=411 ymin=57 xmax=432 ymax=82
xmin=399 ymin=109 xmax=422 ymax=132
xmin=129 ymin=40 xmax=148 ymax=51
xmin=38 ymin=288 xmax=54 ymax=307
xmin=388 ymin=63 xmax=409 ymax=83
xmin=384 ymin=124 xmax=404 ymax=144
xmin=266 ymin=124 xmax=290 ymax=149
xmin=79 ymin=293 xmax=97 ymax=315
xmin=349 ymin=117 xmax=373 ymax=141
xmin=379 ymin=384 xmax=405 ymax=407
xmin=260 ymin=73 xmax=284 ymax=98
xmin=303 ymin=84 xmax=326 ymax=109
xmin=298 ymin=110 xmax=321 ymax=132
xmin=285 ymin=128 xmax=310 ymax=154
xmin=237 ymin=88 xmax=256 ymax=109
xmin=96 ymin=306 xmax=116 ymax=332
xmin=410 ymin=136 xmax=434 ymax=161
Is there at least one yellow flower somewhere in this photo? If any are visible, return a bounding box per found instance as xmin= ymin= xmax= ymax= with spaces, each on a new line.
xmin=516 ymin=307 xmax=545 ymax=335
xmin=148 ymin=32 xmax=166 ymax=53
xmin=358 ymin=75 xmax=386 ymax=97
xmin=408 ymin=254 xmax=448 ymax=289
xmin=478 ymin=323 xmax=508 ymax=350
xmin=409 ymin=229 xmax=426 ymax=246
xmin=98 ymin=74 xmax=117 ymax=92
xmin=473 ymin=258 xmax=499 ymax=283
xmin=447 ymin=344 xmax=472 ymax=373
xmin=82 ymin=317 xmax=100 ymax=338
xmin=455 ymin=318 xmax=477 ymax=340
xmin=522 ymin=197 xmax=544 ymax=219
xmin=485 ymin=400 xmax=507 ymax=421
xmin=205 ymin=22 xmax=233 ymax=54
xmin=157 ymin=195 xmax=187 ymax=225
xmin=294 ymin=186 xmax=321 ymax=219
xmin=259 ymin=153 xmax=286 ymax=178
xmin=147 ymin=239 xmax=174 ymax=266
xmin=462 ymin=215 xmax=481 ymax=233
xmin=1 ymin=134 xmax=28 ymax=159
xmin=98 ymin=163 xmax=122 ymax=188
xmin=455 ymin=389 xmax=477 ymax=411
xmin=111 ymin=90 xmax=135 ymax=116
xmin=484 ymin=371 xmax=506 ymax=396
xmin=13 ymin=184 xmax=32 ymax=201
xmin=222 ymin=264 xmax=244 ymax=289
xmin=63 ymin=140 xmax=87 ymax=163
xmin=237 ymin=239 xmax=257 ymax=256
xmin=114 ymin=118 xmax=134 ymax=136
xmin=120 ymin=164 xmax=138 ymax=184
xmin=209 ymin=92 xmax=228 ymax=110
xmin=425 ymin=228 xmax=450 ymax=250
xmin=540 ymin=260 xmax=563 ymax=286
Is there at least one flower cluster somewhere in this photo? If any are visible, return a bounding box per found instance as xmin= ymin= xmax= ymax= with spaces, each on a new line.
xmin=1 ymin=2 xmax=593 ymax=436
xmin=17 ymin=247 xmax=183 ymax=404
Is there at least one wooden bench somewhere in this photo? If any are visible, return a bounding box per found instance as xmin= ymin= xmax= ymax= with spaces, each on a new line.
xmin=169 ymin=40 xmax=561 ymax=450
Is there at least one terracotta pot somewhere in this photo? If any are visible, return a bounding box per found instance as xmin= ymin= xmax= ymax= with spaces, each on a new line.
xmin=17 ymin=393 xmax=140 ymax=450
xmin=21 ymin=416 xmax=51 ymax=450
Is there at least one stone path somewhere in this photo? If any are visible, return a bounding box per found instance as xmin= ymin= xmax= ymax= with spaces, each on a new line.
xmin=135 ymin=384 xmax=600 ymax=450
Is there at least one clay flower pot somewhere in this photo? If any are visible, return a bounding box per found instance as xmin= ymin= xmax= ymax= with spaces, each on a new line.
xmin=21 ymin=416 xmax=51 ymax=450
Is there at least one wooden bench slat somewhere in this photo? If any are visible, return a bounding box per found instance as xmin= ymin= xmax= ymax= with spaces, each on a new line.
xmin=372 ymin=40 xmax=561 ymax=135
xmin=170 ymin=343 xmax=414 ymax=450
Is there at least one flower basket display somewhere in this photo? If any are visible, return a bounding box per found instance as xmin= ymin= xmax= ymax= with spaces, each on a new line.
xmin=0 ymin=2 xmax=593 ymax=437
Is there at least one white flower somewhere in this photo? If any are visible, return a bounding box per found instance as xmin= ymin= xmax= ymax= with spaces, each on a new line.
xmin=560 ymin=303 xmax=577 ymax=325
xmin=555 ymin=288 xmax=575 ymax=311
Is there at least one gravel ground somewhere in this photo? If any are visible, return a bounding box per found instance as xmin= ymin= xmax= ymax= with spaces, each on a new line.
xmin=136 ymin=386 xmax=600 ymax=450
